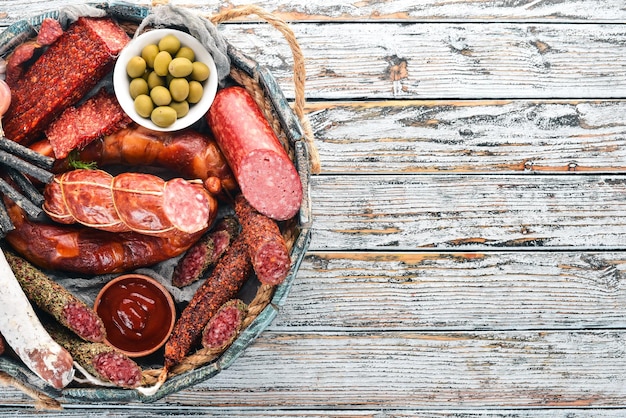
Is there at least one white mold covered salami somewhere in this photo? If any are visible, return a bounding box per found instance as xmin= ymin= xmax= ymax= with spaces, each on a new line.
xmin=0 ymin=250 xmax=74 ymax=389
xmin=206 ymin=86 xmax=302 ymax=221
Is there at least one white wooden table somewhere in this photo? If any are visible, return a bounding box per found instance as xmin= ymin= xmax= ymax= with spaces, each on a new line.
xmin=1 ymin=0 xmax=626 ymax=416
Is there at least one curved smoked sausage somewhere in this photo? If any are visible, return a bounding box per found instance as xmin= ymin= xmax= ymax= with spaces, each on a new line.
xmin=4 ymin=198 xmax=206 ymax=275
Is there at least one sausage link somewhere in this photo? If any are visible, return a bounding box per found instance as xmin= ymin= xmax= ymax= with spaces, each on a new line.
xmin=207 ymin=86 xmax=302 ymax=220
xmin=4 ymin=197 xmax=205 ymax=275
xmin=234 ymin=194 xmax=291 ymax=285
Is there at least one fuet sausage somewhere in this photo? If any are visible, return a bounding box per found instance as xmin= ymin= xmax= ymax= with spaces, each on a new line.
xmin=206 ymin=86 xmax=302 ymax=220
xmin=0 ymin=249 xmax=74 ymax=389
xmin=43 ymin=169 xmax=216 ymax=237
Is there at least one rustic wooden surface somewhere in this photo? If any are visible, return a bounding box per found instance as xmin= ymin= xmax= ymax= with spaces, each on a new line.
xmin=1 ymin=0 xmax=626 ymax=416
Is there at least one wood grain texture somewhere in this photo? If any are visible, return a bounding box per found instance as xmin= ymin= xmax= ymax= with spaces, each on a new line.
xmin=158 ymin=330 xmax=626 ymax=409
xmin=1 ymin=1 xmax=626 ymax=416
xmin=3 ymin=0 xmax=626 ymax=24
xmin=217 ymin=23 xmax=626 ymax=100
xmin=274 ymin=252 xmax=626 ymax=331
xmin=307 ymin=100 xmax=626 ymax=173
xmin=309 ymin=174 xmax=626 ymax=250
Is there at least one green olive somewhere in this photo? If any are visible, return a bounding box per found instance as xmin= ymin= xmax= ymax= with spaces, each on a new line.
xmin=158 ymin=34 xmax=181 ymax=55
xmin=153 ymin=51 xmax=172 ymax=77
xmin=126 ymin=56 xmax=147 ymax=78
xmin=150 ymin=85 xmax=172 ymax=106
xmin=175 ymin=46 xmax=195 ymax=62
xmin=170 ymin=100 xmax=189 ymax=118
xmin=169 ymin=78 xmax=190 ymax=102
xmin=190 ymin=61 xmax=210 ymax=82
xmin=141 ymin=44 xmax=159 ymax=68
xmin=129 ymin=77 xmax=149 ymax=99
xmin=168 ymin=57 xmax=193 ymax=78
xmin=147 ymin=71 xmax=165 ymax=89
xmin=187 ymin=80 xmax=203 ymax=104
xmin=134 ymin=94 xmax=154 ymax=118
xmin=151 ymin=106 xmax=178 ymax=127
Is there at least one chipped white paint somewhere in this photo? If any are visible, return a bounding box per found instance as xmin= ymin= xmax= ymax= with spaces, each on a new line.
xmin=2 ymin=0 xmax=626 ymax=415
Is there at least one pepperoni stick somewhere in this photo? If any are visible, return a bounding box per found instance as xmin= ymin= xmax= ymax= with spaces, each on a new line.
xmin=45 ymin=322 xmax=142 ymax=389
xmin=206 ymin=86 xmax=302 ymax=220
xmin=234 ymin=194 xmax=291 ymax=285
xmin=4 ymin=251 xmax=106 ymax=343
xmin=164 ymin=234 xmax=252 ymax=370
xmin=201 ymin=299 xmax=247 ymax=350
xmin=172 ymin=216 xmax=239 ymax=288
xmin=0 ymin=249 xmax=74 ymax=389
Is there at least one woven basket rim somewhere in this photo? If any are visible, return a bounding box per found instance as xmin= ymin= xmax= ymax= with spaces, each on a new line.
xmin=0 ymin=2 xmax=312 ymax=405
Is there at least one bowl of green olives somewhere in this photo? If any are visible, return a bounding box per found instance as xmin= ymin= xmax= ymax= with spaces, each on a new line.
xmin=113 ymin=28 xmax=218 ymax=131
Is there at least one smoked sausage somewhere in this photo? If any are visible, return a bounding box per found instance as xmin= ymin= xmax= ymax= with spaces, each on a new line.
xmin=206 ymin=86 xmax=302 ymax=220
xmin=4 ymin=197 xmax=206 ymax=275
xmin=43 ymin=169 xmax=216 ymax=237
xmin=30 ymin=126 xmax=238 ymax=194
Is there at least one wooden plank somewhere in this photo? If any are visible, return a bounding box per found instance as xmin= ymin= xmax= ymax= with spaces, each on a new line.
xmin=3 ymin=0 xmax=626 ymax=24
xmin=306 ymin=99 xmax=626 ymax=174
xmin=3 ymin=9 xmax=626 ymax=100
xmin=216 ymin=22 xmax=626 ymax=100
xmin=309 ymin=174 xmax=626 ymax=250
xmin=5 ymin=407 xmax=626 ymax=417
xmin=159 ymin=330 xmax=626 ymax=408
xmin=274 ymin=252 xmax=626 ymax=331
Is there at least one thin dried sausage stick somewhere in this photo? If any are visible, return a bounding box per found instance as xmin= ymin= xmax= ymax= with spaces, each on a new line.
xmin=206 ymin=86 xmax=302 ymax=220
xmin=172 ymin=216 xmax=239 ymax=288
xmin=45 ymin=322 xmax=142 ymax=389
xmin=234 ymin=194 xmax=291 ymax=285
xmin=164 ymin=234 xmax=252 ymax=369
xmin=5 ymin=251 xmax=106 ymax=343
xmin=0 ymin=249 xmax=74 ymax=389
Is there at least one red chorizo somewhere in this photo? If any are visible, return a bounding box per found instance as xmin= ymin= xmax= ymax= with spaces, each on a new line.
xmin=4 ymin=17 xmax=130 ymax=144
xmin=45 ymin=89 xmax=132 ymax=159
xmin=206 ymin=86 xmax=302 ymax=220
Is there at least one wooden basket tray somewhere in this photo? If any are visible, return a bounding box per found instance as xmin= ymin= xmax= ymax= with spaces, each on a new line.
xmin=0 ymin=1 xmax=312 ymax=405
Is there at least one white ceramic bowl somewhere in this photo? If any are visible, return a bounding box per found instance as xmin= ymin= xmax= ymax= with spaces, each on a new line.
xmin=113 ymin=28 xmax=218 ymax=132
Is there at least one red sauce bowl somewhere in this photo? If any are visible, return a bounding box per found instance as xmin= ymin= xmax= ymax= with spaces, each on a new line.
xmin=94 ymin=274 xmax=176 ymax=358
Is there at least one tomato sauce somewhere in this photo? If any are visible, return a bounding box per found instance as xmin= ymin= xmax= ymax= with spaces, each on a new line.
xmin=95 ymin=275 xmax=175 ymax=356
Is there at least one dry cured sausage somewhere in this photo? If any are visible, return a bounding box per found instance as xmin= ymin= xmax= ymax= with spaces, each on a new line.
xmin=206 ymin=86 xmax=302 ymax=220
xmin=45 ymin=89 xmax=132 ymax=159
xmin=3 ymin=17 xmax=130 ymax=144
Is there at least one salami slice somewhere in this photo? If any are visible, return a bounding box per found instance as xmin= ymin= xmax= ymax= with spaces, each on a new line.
xmin=206 ymin=86 xmax=302 ymax=221
xmin=4 ymin=17 xmax=130 ymax=144
xmin=37 ymin=18 xmax=64 ymax=46
xmin=45 ymin=89 xmax=132 ymax=159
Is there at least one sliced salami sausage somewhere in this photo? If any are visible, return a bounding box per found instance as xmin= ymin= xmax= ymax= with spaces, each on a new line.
xmin=37 ymin=18 xmax=64 ymax=46
xmin=234 ymin=194 xmax=291 ymax=285
xmin=206 ymin=86 xmax=302 ymax=221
